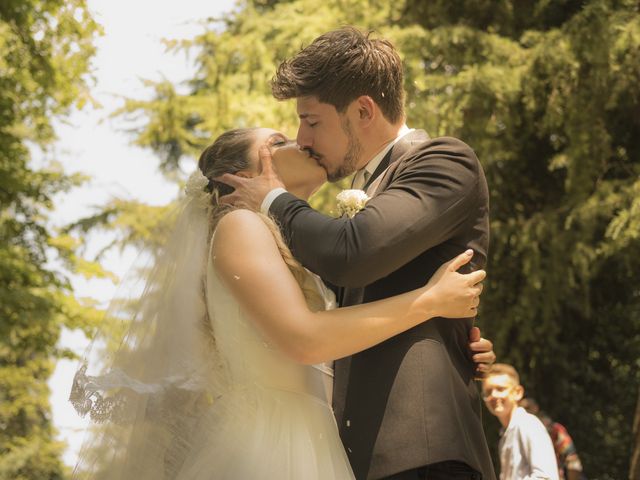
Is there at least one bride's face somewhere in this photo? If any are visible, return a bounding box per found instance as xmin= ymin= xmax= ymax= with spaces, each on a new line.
xmin=247 ymin=128 xmax=327 ymax=199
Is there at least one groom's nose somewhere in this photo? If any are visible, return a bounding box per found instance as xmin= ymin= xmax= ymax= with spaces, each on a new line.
xmin=296 ymin=126 xmax=312 ymax=149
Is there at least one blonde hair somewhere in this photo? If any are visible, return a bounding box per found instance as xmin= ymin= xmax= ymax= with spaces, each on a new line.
xmin=486 ymin=363 xmax=521 ymax=386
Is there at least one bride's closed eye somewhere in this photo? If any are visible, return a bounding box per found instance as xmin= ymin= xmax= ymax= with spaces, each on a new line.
xmin=267 ymin=133 xmax=290 ymax=147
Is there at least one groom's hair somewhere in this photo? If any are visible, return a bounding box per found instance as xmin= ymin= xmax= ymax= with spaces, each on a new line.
xmin=271 ymin=27 xmax=405 ymax=124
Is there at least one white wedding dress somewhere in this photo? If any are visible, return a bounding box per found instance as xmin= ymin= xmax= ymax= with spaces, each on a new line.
xmin=70 ymin=193 xmax=354 ymax=479
xmin=172 ymin=253 xmax=354 ymax=479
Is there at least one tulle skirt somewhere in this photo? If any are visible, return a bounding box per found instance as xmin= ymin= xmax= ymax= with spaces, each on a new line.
xmin=176 ymin=384 xmax=354 ymax=480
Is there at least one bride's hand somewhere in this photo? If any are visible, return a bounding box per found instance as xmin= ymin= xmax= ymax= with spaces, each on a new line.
xmin=423 ymin=249 xmax=486 ymax=318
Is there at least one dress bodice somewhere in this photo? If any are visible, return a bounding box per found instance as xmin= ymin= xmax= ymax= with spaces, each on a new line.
xmin=70 ymin=215 xmax=354 ymax=480
xmin=206 ymin=260 xmax=336 ymax=403
xmin=174 ymin=259 xmax=354 ymax=479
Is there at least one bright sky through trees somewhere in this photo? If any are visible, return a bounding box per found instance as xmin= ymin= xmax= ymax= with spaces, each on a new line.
xmin=46 ymin=0 xmax=235 ymax=467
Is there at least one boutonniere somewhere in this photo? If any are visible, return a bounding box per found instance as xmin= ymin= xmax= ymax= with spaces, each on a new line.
xmin=336 ymin=189 xmax=371 ymax=218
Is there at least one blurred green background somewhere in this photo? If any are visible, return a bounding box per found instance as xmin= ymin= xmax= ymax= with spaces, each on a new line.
xmin=1 ymin=0 xmax=639 ymax=478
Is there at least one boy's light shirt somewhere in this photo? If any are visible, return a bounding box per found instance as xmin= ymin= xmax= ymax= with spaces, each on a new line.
xmin=499 ymin=407 xmax=559 ymax=480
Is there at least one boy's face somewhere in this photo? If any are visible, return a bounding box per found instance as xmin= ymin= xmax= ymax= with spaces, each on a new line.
xmin=482 ymin=374 xmax=523 ymax=418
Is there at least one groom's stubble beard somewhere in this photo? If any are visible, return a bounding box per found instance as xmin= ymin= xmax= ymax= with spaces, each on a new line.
xmin=327 ymin=116 xmax=363 ymax=183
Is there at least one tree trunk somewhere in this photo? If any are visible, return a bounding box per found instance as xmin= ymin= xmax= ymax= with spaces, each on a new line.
xmin=630 ymin=386 xmax=640 ymax=480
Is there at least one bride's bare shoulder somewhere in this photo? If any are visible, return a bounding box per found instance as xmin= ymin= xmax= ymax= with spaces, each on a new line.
xmin=215 ymin=208 xmax=269 ymax=235
xmin=212 ymin=209 xmax=277 ymax=256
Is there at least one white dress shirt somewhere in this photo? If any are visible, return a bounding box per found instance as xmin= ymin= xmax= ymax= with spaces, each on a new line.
xmin=499 ymin=407 xmax=559 ymax=480
xmin=351 ymin=124 xmax=413 ymax=190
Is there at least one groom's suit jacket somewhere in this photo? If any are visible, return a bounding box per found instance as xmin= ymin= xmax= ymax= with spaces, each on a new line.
xmin=269 ymin=131 xmax=495 ymax=480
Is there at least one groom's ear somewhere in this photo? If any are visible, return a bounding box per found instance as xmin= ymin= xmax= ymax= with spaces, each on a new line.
xmin=356 ymin=95 xmax=375 ymax=125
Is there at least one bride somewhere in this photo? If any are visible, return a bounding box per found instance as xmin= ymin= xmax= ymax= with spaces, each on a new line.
xmin=70 ymin=127 xmax=490 ymax=479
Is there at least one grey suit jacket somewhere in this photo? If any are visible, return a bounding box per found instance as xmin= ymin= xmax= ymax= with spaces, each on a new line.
xmin=269 ymin=131 xmax=495 ymax=480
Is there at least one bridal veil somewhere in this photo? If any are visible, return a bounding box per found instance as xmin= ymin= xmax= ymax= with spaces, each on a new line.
xmin=69 ymin=173 xmax=226 ymax=479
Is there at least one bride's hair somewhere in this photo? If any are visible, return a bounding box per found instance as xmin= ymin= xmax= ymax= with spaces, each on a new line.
xmin=198 ymin=128 xmax=323 ymax=310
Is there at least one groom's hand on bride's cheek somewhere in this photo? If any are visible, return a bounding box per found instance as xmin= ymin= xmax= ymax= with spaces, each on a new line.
xmin=217 ymin=145 xmax=285 ymax=210
xmin=468 ymin=326 xmax=496 ymax=379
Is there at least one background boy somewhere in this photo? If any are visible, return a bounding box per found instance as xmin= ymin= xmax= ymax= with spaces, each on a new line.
xmin=482 ymin=364 xmax=559 ymax=480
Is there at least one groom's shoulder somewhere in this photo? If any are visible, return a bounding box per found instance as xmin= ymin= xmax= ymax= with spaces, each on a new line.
xmin=414 ymin=136 xmax=477 ymax=159
xmin=400 ymin=135 xmax=481 ymax=171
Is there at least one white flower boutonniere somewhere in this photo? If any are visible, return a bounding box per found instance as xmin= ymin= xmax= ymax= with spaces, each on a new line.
xmin=336 ymin=189 xmax=370 ymax=218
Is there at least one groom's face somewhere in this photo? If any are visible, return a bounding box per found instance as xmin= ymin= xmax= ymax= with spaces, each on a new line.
xmin=296 ymin=96 xmax=362 ymax=182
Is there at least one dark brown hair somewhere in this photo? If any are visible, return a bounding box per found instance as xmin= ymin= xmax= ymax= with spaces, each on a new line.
xmin=271 ymin=27 xmax=405 ymax=124
xmin=198 ymin=128 xmax=258 ymax=199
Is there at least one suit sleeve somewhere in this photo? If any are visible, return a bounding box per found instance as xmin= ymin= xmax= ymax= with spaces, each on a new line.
xmin=269 ymin=137 xmax=483 ymax=288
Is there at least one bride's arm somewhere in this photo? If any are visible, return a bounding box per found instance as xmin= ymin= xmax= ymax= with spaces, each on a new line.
xmin=213 ymin=209 xmax=484 ymax=365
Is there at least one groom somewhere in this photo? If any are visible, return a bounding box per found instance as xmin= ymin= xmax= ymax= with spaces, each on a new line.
xmin=219 ymin=27 xmax=495 ymax=480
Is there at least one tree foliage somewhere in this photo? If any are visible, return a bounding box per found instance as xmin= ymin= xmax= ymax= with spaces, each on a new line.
xmin=118 ymin=0 xmax=639 ymax=477
xmin=0 ymin=1 xmax=100 ymax=478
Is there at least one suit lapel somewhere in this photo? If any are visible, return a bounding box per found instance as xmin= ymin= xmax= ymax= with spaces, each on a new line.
xmin=333 ymin=129 xmax=430 ymax=418
xmin=362 ymin=149 xmax=394 ymax=191
xmin=337 ymin=129 xmax=431 ymax=307
xmin=362 ymin=129 xmax=430 ymax=192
